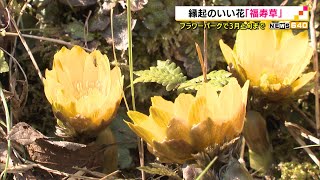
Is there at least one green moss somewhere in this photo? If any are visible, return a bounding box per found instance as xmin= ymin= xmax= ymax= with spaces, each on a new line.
xmin=279 ymin=162 xmax=320 ymax=180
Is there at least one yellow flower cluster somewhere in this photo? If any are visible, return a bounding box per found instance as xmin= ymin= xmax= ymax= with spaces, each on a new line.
xmin=44 ymin=46 xmax=123 ymax=134
xmin=126 ymin=80 xmax=249 ymax=163
xmin=219 ymin=21 xmax=315 ymax=100
xmin=43 ymin=19 xmax=315 ymax=165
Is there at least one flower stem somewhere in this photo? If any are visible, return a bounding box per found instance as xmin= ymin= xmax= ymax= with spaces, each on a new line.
xmin=126 ymin=1 xmax=145 ymax=179
xmin=127 ymin=0 xmax=136 ymax=111
xmin=195 ymin=156 xmax=218 ymax=180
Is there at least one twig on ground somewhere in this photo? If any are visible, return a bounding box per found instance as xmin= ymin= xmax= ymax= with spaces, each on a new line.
xmin=285 ymin=122 xmax=320 ymax=167
xmin=66 ymin=170 xmax=85 ymax=180
xmin=72 ymin=167 xmax=107 ymax=178
xmin=99 ymin=170 xmax=120 ymax=180
xmin=8 ymin=162 xmax=101 ymax=180
xmin=285 ymin=122 xmax=320 ymax=145
xmin=291 ymin=104 xmax=316 ymax=128
xmin=3 ymin=32 xmax=92 ymax=52
xmin=34 ymin=163 xmax=101 ymax=180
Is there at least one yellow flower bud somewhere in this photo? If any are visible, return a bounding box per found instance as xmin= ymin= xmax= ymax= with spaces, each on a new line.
xmin=126 ymin=79 xmax=249 ymax=163
xmin=43 ymin=46 xmax=123 ymax=134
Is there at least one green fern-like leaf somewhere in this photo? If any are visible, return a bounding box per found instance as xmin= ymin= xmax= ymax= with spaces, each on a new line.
xmin=133 ymin=60 xmax=187 ymax=91
xmin=178 ymin=70 xmax=235 ymax=93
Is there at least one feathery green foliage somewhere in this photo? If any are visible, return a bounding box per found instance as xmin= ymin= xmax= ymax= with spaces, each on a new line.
xmin=133 ymin=60 xmax=187 ymax=91
xmin=178 ymin=70 xmax=234 ymax=92
xmin=134 ymin=61 xmax=234 ymax=93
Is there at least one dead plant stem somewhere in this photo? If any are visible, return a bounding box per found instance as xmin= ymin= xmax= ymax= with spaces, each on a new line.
xmin=9 ymin=16 xmax=43 ymax=82
xmin=309 ymin=0 xmax=319 ymax=137
xmin=203 ymin=0 xmax=207 ymax=82
xmin=4 ymin=32 xmax=92 ymax=52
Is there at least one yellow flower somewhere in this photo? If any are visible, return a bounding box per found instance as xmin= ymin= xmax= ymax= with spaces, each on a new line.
xmin=44 ymin=46 xmax=123 ymax=134
xmin=126 ymin=79 xmax=249 ymax=163
xmin=219 ymin=21 xmax=316 ymax=100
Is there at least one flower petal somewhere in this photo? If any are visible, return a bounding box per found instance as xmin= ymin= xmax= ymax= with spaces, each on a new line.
xmin=226 ymin=80 xmax=250 ymax=135
xmin=235 ymin=23 xmax=277 ymax=65
xmin=166 ymin=118 xmax=191 ymax=143
xmin=75 ymin=90 xmax=106 ymax=119
xmin=174 ymin=93 xmax=195 ymax=123
xmin=189 ymin=118 xmax=215 ymax=151
xmin=217 ymin=79 xmax=242 ymax=120
xmin=82 ymin=53 xmax=99 ymax=86
xmin=94 ymin=66 xmax=123 ymax=125
xmin=147 ymin=144 xmax=172 ymax=163
xmin=189 ymin=116 xmax=236 ymax=150
xmin=127 ymin=111 xmax=165 ymax=142
xmin=51 ymin=58 xmax=76 ymax=98
xmin=93 ymin=51 xmax=111 ymax=83
xmin=44 ymin=69 xmax=62 ymax=104
xmin=275 ymin=29 xmax=294 ymax=49
xmin=105 ymin=66 xmax=123 ymax=104
xmin=291 ymin=71 xmax=316 ymax=93
xmin=187 ymin=96 xmax=208 ymax=126
xmin=219 ymin=39 xmax=238 ymax=67
xmin=150 ymin=107 xmax=172 ymax=128
xmin=127 ymin=111 xmax=149 ymax=125
xmin=235 ymin=24 xmax=277 ymax=85
xmin=153 ymin=139 xmax=194 ymax=163
xmin=275 ymin=31 xmax=312 ymax=83
xmin=196 ymin=83 xmax=219 ymax=118
xmin=288 ymin=46 xmax=314 ymax=84
xmin=125 ymin=121 xmax=154 ymax=145
xmin=229 ymin=104 xmax=246 ymax=136
xmin=151 ymin=96 xmax=174 ymax=116
xmin=55 ymin=46 xmax=86 ymax=85
xmin=241 ymin=80 xmax=250 ymax=106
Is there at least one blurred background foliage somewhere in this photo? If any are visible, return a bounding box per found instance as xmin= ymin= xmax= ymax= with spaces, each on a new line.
xmin=0 ymin=0 xmax=319 ymax=178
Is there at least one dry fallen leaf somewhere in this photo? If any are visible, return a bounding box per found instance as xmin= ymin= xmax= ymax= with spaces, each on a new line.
xmin=7 ymin=122 xmax=113 ymax=174
xmin=26 ymin=139 xmax=107 ymax=174
xmin=7 ymin=122 xmax=45 ymax=146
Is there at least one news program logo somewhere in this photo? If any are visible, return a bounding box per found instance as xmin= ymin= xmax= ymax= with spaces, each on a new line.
xmin=269 ymin=21 xmax=308 ymax=30
xmin=269 ymin=22 xmax=290 ymax=29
